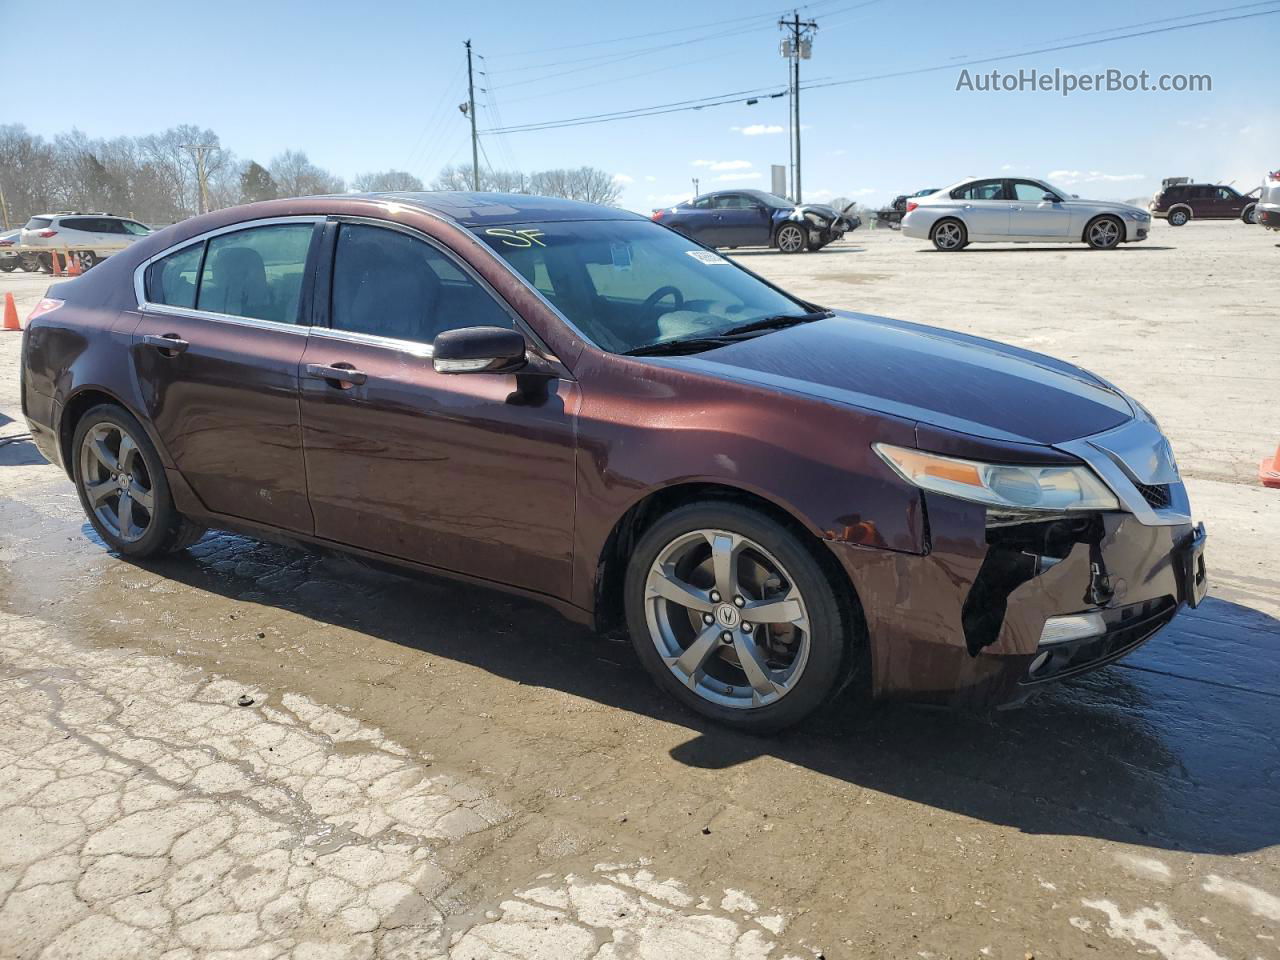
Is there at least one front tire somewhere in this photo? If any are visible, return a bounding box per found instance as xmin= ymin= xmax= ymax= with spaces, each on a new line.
xmin=775 ymin=223 xmax=806 ymax=253
xmin=72 ymin=404 xmax=205 ymax=558
xmin=624 ymin=501 xmax=855 ymax=733
xmin=1243 ymin=204 xmax=1257 ymax=224
xmin=1085 ymin=215 xmax=1123 ymax=249
xmin=0 ymin=261 xmax=14 ymax=273
xmin=77 ymin=250 xmax=99 ymax=269
xmin=931 ymin=218 xmax=967 ymax=251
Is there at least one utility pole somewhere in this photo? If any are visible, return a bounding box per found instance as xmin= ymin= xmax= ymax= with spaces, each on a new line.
xmin=465 ymin=40 xmax=480 ymax=191
xmin=181 ymin=143 xmax=216 ymax=214
xmin=779 ymin=11 xmax=817 ymax=203
xmin=0 ymin=181 xmax=10 ymax=230
xmin=692 ymin=177 xmax=700 ymax=196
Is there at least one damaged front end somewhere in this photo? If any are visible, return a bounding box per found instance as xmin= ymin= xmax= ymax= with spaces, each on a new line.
xmin=830 ymin=420 xmax=1207 ymax=708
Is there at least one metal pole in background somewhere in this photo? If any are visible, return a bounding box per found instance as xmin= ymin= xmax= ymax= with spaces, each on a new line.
xmin=779 ymin=11 xmax=817 ymax=204
xmin=466 ymin=40 xmax=480 ymax=191
xmin=0 ymin=182 xmax=10 ymax=230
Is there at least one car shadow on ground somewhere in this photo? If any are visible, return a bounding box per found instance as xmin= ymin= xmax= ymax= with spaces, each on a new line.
xmin=730 ymin=246 xmax=865 ymax=257
xmin=128 ymin=529 xmax=1280 ymax=858
xmin=915 ymin=246 xmax=1177 ymax=254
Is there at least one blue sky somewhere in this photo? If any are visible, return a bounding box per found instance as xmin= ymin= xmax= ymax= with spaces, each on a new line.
xmin=6 ymin=0 xmax=1277 ymax=211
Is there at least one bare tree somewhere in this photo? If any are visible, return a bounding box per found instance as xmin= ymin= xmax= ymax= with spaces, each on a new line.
xmin=530 ymin=167 xmax=621 ymax=205
xmin=270 ymin=150 xmax=345 ymax=197
xmin=353 ymin=169 xmax=424 ymax=192
xmin=0 ymin=125 xmax=57 ymax=227
xmin=431 ymin=164 xmax=525 ymax=192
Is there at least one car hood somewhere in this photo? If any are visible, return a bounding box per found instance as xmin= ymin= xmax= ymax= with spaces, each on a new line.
xmin=660 ymin=312 xmax=1135 ymax=445
xmin=1065 ymin=198 xmax=1147 ymax=216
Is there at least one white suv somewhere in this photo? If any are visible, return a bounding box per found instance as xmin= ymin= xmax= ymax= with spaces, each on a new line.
xmin=20 ymin=213 xmax=153 ymax=269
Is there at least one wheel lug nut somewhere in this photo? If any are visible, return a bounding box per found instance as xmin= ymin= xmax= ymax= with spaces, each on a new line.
xmin=709 ymin=591 xmax=720 ymax=603
xmin=741 ymin=622 xmax=752 ymax=632
xmin=721 ymin=632 xmax=733 ymax=644
xmin=733 ymin=595 xmax=744 ymax=607
xmin=703 ymin=614 xmax=714 ymax=624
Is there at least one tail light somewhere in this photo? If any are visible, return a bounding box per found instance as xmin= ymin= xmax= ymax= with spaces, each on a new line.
xmin=905 ymin=202 xmax=918 ymax=213
xmin=28 ymin=298 xmax=64 ymax=322
xmin=651 ymin=209 xmax=665 ymax=221
xmin=38 ymin=229 xmax=58 ymax=238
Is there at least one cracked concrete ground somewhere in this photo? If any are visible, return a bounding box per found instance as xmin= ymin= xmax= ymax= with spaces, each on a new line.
xmin=1 ymin=221 xmax=1278 ymax=959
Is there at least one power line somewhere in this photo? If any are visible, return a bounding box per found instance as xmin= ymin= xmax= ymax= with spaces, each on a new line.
xmin=481 ymin=6 xmax=1279 ymax=135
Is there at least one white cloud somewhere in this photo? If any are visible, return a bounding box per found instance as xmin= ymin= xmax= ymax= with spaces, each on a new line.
xmin=1047 ymin=169 xmax=1144 ymax=185
xmin=849 ymin=187 xmax=875 ymax=196
xmin=644 ymin=175 xmax=657 ymax=182
xmin=691 ymin=159 xmax=752 ymax=171
xmin=731 ymin=124 xmax=784 ymax=136
xmin=713 ymin=171 xmax=763 ymax=182
xmin=613 ymin=173 xmax=635 ymax=184
xmin=1000 ymin=163 xmax=1014 ymax=171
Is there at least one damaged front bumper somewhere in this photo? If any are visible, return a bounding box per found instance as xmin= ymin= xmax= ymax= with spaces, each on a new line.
xmin=831 ymin=419 xmax=1207 ymax=708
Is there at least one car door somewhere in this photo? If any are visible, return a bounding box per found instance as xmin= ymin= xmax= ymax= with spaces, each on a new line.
xmin=709 ymin=195 xmax=772 ymax=247
xmin=671 ymin=197 xmax=718 ymax=244
xmin=1007 ymin=180 xmax=1073 ymax=238
xmin=953 ymin=179 xmax=1010 ymax=239
xmin=1216 ymin=187 xmax=1244 ymax=218
xmin=132 ymin=218 xmax=320 ymax=534
xmin=297 ymin=220 xmax=578 ymax=598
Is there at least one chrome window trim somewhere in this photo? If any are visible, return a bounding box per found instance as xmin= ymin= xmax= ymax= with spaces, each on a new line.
xmin=1058 ymin=421 xmax=1192 ymax=527
xmin=307 ymin=325 xmax=434 ymax=359
xmin=132 ymin=215 xmax=325 ymax=324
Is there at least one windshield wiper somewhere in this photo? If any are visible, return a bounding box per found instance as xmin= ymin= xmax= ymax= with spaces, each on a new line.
xmin=623 ymin=311 xmax=835 ymax=357
xmin=720 ymin=310 xmax=834 ymax=336
xmin=623 ymin=336 xmax=740 ymax=357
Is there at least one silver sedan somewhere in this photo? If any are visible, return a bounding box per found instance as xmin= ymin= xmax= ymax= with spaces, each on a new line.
xmin=901 ymin=177 xmax=1151 ymax=251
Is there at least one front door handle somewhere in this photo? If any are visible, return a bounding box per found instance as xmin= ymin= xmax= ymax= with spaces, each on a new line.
xmin=305 ymin=363 xmax=367 ymax=386
xmin=143 ymin=333 xmax=189 ymax=355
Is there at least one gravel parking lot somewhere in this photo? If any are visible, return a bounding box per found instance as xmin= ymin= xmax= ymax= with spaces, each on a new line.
xmin=1 ymin=220 xmax=1277 ymax=959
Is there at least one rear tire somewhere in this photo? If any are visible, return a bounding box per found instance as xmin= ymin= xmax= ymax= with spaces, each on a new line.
xmin=931 ymin=218 xmax=967 ymax=251
xmin=0 ymin=262 xmax=14 ymax=273
xmin=1168 ymin=208 xmax=1190 ymax=226
xmin=624 ymin=501 xmax=857 ymax=733
xmin=19 ymin=254 xmax=40 ymax=272
xmin=71 ymin=404 xmax=205 ymax=558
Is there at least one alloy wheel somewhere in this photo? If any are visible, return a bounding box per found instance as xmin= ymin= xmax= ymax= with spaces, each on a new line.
xmin=776 ymin=224 xmax=805 ymax=253
xmin=933 ymin=221 xmax=963 ymax=250
xmin=643 ymin=528 xmax=811 ymax=709
xmin=1169 ymin=210 xmax=1188 ymax=226
xmin=1088 ymin=218 xmax=1121 ymax=248
xmin=78 ymin=422 xmax=155 ymax=543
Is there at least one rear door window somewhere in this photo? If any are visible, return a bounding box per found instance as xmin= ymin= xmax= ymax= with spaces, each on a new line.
xmin=60 ymin=218 xmax=95 ymax=232
xmin=196 ymin=224 xmax=314 ymax=324
xmin=953 ymin=180 xmax=1007 ymax=201
xmin=329 ymin=223 xmax=513 ymax=344
xmin=147 ymin=244 xmax=204 ymax=310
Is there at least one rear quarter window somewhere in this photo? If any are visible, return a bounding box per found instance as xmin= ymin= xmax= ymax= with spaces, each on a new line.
xmin=24 ymin=217 xmax=52 ymax=230
xmin=146 ymin=244 xmax=203 ymax=310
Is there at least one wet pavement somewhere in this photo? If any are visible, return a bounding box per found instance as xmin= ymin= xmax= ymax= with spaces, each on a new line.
xmin=2 ymin=225 xmax=1278 ymax=959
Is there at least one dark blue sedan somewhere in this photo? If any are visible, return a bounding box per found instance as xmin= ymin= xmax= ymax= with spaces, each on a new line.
xmin=651 ymin=189 xmax=860 ymax=253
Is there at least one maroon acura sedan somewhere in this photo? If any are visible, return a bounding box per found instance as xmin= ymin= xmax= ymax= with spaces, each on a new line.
xmin=19 ymin=193 xmax=1207 ymax=731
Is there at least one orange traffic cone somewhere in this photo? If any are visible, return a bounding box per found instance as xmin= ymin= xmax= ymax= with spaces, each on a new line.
xmin=2 ymin=293 xmax=20 ymax=332
xmin=1261 ymin=444 xmax=1280 ymax=489
xmin=48 ymin=250 xmax=64 ymax=277
xmin=66 ymin=251 xmax=82 ymax=276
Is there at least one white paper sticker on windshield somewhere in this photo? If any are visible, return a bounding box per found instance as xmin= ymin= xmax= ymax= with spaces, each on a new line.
xmin=686 ymin=250 xmax=729 ymax=265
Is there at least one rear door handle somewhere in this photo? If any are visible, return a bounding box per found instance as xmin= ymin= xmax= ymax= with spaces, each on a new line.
xmin=305 ymin=363 xmax=367 ymax=386
xmin=143 ymin=333 xmax=189 ymax=354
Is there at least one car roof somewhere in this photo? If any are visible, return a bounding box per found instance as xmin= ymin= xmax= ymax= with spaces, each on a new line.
xmin=359 ymin=192 xmax=647 ymax=226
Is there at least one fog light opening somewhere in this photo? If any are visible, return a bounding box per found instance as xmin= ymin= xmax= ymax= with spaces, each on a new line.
xmin=1039 ymin=611 xmax=1107 ymax=647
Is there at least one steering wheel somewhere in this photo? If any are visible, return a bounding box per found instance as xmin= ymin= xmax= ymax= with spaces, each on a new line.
xmin=642 ymin=285 xmax=684 ymax=320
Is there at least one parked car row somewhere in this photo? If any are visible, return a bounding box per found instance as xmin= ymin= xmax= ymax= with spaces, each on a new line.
xmin=0 ymin=212 xmax=153 ymax=272
xmin=652 ymin=189 xmax=860 ymax=253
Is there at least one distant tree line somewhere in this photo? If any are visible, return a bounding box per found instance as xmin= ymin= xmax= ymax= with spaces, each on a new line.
xmin=0 ymin=123 xmax=624 ymax=229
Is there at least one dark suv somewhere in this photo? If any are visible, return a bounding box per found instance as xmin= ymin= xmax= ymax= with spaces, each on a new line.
xmin=1149 ymin=178 xmax=1259 ymax=226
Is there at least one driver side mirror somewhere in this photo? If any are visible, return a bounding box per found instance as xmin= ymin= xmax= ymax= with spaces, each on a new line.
xmin=433 ymin=326 xmax=528 ymax=374
xmin=1042 ymin=192 xmax=1061 ymax=203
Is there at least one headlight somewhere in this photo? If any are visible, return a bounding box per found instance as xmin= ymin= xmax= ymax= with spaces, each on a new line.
xmin=873 ymin=443 xmax=1119 ymax=512
xmin=1123 ymin=210 xmax=1150 ymax=221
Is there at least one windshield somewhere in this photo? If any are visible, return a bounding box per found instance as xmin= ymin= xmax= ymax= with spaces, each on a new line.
xmin=751 ymin=192 xmax=794 ymax=210
xmin=471 ymin=219 xmax=808 ymax=354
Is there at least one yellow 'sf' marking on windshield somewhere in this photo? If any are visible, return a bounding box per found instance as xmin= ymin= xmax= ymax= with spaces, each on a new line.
xmin=485 ymin=228 xmax=546 ymax=248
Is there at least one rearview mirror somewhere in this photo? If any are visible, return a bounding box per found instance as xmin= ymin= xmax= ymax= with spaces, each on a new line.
xmin=433 ymin=326 xmax=528 ymax=374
